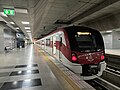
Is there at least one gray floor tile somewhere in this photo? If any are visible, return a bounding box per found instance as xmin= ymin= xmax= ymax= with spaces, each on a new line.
xmin=0 ymin=72 xmax=10 ymax=77
xmin=0 ymin=45 xmax=72 ymax=90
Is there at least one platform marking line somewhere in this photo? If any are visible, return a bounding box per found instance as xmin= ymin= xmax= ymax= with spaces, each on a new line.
xmin=38 ymin=49 xmax=95 ymax=90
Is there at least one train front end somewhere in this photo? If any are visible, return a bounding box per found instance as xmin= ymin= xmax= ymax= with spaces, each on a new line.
xmin=65 ymin=26 xmax=106 ymax=80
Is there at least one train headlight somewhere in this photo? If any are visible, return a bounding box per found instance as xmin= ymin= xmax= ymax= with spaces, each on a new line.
xmin=101 ymin=55 xmax=105 ymax=60
xmin=72 ymin=53 xmax=77 ymax=61
xmin=72 ymin=56 xmax=77 ymax=61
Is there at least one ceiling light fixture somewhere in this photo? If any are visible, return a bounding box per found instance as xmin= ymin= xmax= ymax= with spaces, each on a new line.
xmin=15 ymin=8 xmax=28 ymax=14
xmin=25 ymin=27 xmax=30 ymax=29
xmin=10 ymin=22 xmax=15 ymax=24
xmin=24 ymin=79 xmax=31 ymax=82
xmin=26 ymin=30 xmax=31 ymax=33
xmin=0 ymin=12 xmax=8 ymax=17
xmin=16 ymin=27 xmax=19 ymax=29
xmin=18 ymin=71 xmax=22 ymax=74
xmin=13 ymin=81 xmax=18 ymax=85
xmin=106 ymin=30 xmax=112 ymax=33
xmin=21 ymin=21 xmax=29 ymax=24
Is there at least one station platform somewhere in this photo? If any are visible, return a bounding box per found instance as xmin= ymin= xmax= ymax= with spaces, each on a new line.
xmin=105 ymin=49 xmax=120 ymax=70
xmin=0 ymin=45 xmax=74 ymax=90
xmin=105 ymin=49 xmax=120 ymax=56
xmin=0 ymin=45 xmax=94 ymax=90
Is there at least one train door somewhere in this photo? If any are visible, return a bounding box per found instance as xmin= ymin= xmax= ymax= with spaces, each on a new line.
xmin=59 ymin=37 xmax=62 ymax=61
xmin=53 ymin=36 xmax=56 ymax=55
xmin=44 ymin=39 xmax=47 ymax=50
xmin=50 ymin=37 xmax=53 ymax=55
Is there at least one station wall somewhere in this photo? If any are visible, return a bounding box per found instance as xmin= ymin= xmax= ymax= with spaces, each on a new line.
xmin=0 ymin=23 xmax=17 ymax=53
xmin=101 ymin=30 xmax=120 ymax=49
xmin=102 ymin=33 xmax=112 ymax=49
xmin=4 ymin=29 xmax=16 ymax=49
xmin=0 ymin=24 xmax=4 ymax=53
xmin=112 ymin=31 xmax=120 ymax=49
xmin=84 ymin=11 xmax=120 ymax=49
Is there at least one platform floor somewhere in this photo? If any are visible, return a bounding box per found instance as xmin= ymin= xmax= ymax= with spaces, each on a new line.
xmin=105 ymin=49 xmax=120 ymax=56
xmin=0 ymin=45 xmax=73 ymax=90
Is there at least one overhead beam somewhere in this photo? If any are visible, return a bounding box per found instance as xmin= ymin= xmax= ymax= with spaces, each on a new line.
xmin=54 ymin=20 xmax=71 ymax=24
xmin=70 ymin=0 xmax=120 ymax=24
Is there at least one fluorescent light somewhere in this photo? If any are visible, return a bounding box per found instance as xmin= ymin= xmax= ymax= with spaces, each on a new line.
xmin=13 ymin=81 xmax=18 ymax=85
xmin=27 ymin=65 xmax=32 ymax=68
xmin=27 ymin=70 xmax=31 ymax=73
xmin=26 ymin=30 xmax=31 ymax=33
xmin=25 ymin=27 xmax=30 ymax=29
xmin=0 ymin=12 xmax=8 ymax=17
xmin=15 ymin=8 xmax=28 ymax=14
xmin=24 ymin=79 xmax=31 ymax=82
xmin=16 ymin=27 xmax=19 ymax=29
xmin=106 ymin=30 xmax=112 ymax=33
xmin=21 ymin=21 xmax=29 ymax=24
xmin=10 ymin=22 xmax=15 ymax=24
xmin=18 ymin=71 xmax=22 ymax=74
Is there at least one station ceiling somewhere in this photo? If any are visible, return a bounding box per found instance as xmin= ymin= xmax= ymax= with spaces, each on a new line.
xmin=0 ymin=0 xmax=120 ymax=39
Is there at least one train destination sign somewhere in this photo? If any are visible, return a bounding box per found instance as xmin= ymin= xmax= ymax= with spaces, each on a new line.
xmin=3 ymin=9 xmax=15 ymax=15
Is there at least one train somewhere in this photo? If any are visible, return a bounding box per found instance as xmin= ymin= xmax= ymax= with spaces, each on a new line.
xmin=36 ymin=26 xmax=106 ymax=80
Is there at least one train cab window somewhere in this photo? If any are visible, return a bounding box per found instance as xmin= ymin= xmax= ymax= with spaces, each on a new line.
xmin=75 ymin=32 xmax=96 ymax=49
xmin=65 ymin=27 xmax=104 ymax=52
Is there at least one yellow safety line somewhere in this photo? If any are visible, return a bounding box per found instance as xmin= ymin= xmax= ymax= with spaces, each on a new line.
xmin=38 ymin=49 xmax=82 ymax=90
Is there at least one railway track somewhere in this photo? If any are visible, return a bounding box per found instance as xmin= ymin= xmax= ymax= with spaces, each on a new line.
xmin=85 ymin=78 xmax=108 ymax=90
xmin=101 ymin=66 xmax=120 ymax=87
xmin=106 ymin=65 xmax=120 ymax=75
xmin=85 ymin=60 xmax=120 ymax=90
xmin=76 ymin=54 xmax=120 ymax=90
xmin=85 ymin=77 xmax=120 ymax=90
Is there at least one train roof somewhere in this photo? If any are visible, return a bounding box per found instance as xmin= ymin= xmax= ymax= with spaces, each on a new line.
xmin=37 ymin=26 xmax=99 ymax=40
xmin=63 ymin=26 xmax=96 ymax=30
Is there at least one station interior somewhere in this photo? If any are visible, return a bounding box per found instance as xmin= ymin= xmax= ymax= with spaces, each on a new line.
xmin=0 ymin=0 xmax=120 ymax=90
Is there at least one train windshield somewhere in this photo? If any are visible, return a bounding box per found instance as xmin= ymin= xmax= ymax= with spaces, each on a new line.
xmin=65 ymin=27 xmax=104 ymax=52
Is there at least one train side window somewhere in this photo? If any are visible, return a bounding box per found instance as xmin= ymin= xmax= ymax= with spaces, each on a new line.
xmin=46 ymin=39 xmax=50 ymax=46
xmin=60 ymin=37 xmax=62 ymax=46
xmin=42 ymin=40 xmax=44 ymax=45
